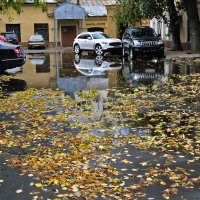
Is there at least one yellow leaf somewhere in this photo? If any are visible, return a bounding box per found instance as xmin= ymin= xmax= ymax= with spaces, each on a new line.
xmin=16 ymin=189 xmax=23 ymax=193
xmin=121 ymin=159 xmax=129 ymax=164
xmin=28 ymin=174 xmax=33 ymax=177
xmin=35 ymin=183 xmax=43 ymax=188
xmin=160 ymin=181 xmax=166 ymax=185
xmin=121 ymin=168 xmax=127 ymax=171
xmin=99 ymin=145 xmax=104 ymax=150
xmin=72 ymin=184 xmax=79 ymax=192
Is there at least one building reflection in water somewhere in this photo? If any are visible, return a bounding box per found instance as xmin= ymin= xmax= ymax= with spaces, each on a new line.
xmin=56 ymin=52 xmax=122 ymax=121
xmin=56 ymin=52 xmax=122 ymax=98
xmin=12 ymin=51 xmax=199 ymax=95
xmin=14 ymin=52 xmax=56 ymax=89
xmin=5 ymin=51 xmax=199 ymax=122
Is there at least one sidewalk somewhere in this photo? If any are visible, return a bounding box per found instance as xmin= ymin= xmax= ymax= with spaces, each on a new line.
xmin=165 ymin=48 xmax=200 ymax=60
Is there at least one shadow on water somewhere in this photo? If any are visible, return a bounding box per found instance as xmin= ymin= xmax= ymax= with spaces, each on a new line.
xmin=0 ymin=78 xmax=27 ymax=98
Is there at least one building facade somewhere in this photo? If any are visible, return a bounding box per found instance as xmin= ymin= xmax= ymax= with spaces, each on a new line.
xmin=150 ymin=0 xmax=200 ymax=50
xmin=0 ymin=0 xmax=118 ymax=47
xmin=1 ymin=0 xmax=199 ymax=49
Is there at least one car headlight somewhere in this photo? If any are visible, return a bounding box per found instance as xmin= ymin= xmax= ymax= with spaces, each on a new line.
xmin=133 ymin=40 xmax=140 ymax=45
xmin=157 ymin=40 xmax=163 ymax=45
xmin=101 ymin=42 xmax=108 ymax=44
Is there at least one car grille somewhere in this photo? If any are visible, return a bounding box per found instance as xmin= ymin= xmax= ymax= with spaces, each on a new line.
xmin=132 ymin=73 xmax=163 ymax=79
xmin=140 ymin=41 xmax=157 ymax=46
xmin=109 ymin=42 xmax=121 ymax=46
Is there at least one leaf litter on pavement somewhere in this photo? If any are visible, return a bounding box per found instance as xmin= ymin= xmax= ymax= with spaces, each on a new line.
xmin=0 ymin=73 xmax=199 ymax=199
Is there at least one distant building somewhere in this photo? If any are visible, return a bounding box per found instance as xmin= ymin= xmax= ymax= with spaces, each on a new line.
xmin=1 ymin=0 xmax=199 ymax=49
xmin=0 ymin=0 xmax=118 ymax=47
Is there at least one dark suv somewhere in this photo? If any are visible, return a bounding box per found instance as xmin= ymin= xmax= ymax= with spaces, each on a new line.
xmin=1 ymin=32 xmax=19 ymax=45
xmin=122 ymin=26 xmax=164 ymax=59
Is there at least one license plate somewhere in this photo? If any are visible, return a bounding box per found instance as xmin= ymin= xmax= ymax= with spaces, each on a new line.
xmin=145 ymin=69 xmax=155 ymax=73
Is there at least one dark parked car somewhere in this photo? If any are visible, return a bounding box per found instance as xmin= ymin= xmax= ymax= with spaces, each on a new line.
xmin=0 ymin=41 xmax=26 ymax=73
xmin=122 ymin=26 xmax=164 ymax=59
xmin=1 ymin=32 xmax=19 ymax=44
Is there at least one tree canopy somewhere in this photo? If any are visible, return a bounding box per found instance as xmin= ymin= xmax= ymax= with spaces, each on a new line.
xmin=114 ymin=0 xmax=200 ymax=52
xmin=114 ymin=0 xmax=184 ymax=50
xmin=0 ymin=0 xmax=47 ymax=17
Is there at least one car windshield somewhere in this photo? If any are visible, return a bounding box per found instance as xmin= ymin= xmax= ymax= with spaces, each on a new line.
xmin=131 ymin=28 xmax=157 ymax=38
xmin=3 ymin=33 xmax=16 ymax=39
xmin=30 ymin=35 xmax=43 ymax=41
xmin=91 ymin=33 xmax=111 ymax=39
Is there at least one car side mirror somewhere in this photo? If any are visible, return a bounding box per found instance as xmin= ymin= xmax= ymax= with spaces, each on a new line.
xmin=87 ymin=37 xmax=92 ymax=40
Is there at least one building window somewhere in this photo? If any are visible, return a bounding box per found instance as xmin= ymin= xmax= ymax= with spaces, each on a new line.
xmin=34 ymin=23 xmax=49 ymax=41
xmin=88 ymin=27 xmax=104 ymax=32
xmin=6 ymin=24 xmax=21 ymax=41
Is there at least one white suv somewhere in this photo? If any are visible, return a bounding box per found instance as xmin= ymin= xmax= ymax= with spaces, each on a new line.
xmin=73 ymin=32 xmax=122 ymax=55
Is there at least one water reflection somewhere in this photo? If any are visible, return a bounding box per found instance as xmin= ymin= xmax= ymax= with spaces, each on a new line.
xmin=1 ymin=51 xmax=199 ymax=98
xmin=122 ymin=58 xmax=167 ymax=86
xmin=1 ymin=52 xmax=199 ymax=136
xmin=56 ymin=53 xmax=122 ymax=99
xmin=74 ymin=54 xmax=122 ymax=76
xmin=29 ymin=53 xmax=50 ymax=73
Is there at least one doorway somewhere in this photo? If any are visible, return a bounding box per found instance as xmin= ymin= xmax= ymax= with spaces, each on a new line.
xmin=61 ymin=26 xmax=76 ymax=47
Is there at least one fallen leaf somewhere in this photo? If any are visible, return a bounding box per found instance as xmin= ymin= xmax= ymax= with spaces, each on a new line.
xmin=16 ymin=189 xmax=23 ymax=193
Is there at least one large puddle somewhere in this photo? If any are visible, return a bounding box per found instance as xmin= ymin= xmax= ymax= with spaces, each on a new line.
xmin=0 ymin=50 xmax=200 ymax=199
xmin=1 ymin=50 xmax=200 ymax=98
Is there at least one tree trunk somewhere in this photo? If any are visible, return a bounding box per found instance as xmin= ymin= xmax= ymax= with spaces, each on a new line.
xmin=166 ymin=0 xmax=183 ymax=50
xmin=183 ymin=0 xmax=200 ymax=53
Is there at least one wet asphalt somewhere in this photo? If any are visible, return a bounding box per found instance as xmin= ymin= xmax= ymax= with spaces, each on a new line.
xmin=0 ymin=48 xmax=200 ymax=200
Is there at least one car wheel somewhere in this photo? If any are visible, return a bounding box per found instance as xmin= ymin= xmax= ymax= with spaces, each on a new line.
xmin=74 ymin=44 xmax=81 ymax=54
xmin=74 ymin=54 xmax=81 ymax=64
xmin=95 ymin=55 xmax=103 ymax=66
xmin=95 ymin=44 xmax=104 ymax=55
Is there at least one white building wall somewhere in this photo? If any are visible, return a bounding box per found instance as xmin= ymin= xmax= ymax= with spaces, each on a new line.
xmin=150 ymin=18 xmax=170 ymax=40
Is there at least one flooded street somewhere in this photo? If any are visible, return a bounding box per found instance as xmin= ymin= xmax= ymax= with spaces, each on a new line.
xmin=0 ymin=50 xmax=200 ymax=200
xmin=1 ymin=49 xmax=200 ymax=98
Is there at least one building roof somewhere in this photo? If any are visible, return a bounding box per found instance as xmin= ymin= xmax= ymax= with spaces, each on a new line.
xmin=71 ymin=0 xmax=116 ymax=16
xmin=72 ymin=0 xmax=116 ymax=5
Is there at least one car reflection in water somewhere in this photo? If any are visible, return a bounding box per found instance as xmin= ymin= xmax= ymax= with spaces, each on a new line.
xmin=122 ymin=58 xmax=167 ymax=86
xmin=29 ymin=53 xmax=50 ymax=73
xmin=74 ymin=54 xmax=122 ymax=76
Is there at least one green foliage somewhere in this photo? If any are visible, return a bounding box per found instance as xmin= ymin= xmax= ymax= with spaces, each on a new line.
xmin=0 ymin=0 xmax=47 ymax=21
xmin=0 ymin=0 xmax=24 ymax=15
xmin=113 ymin=0 xmax=143 ymax=31
xmin=113 ymin=0 xmax=185 ymax=39
xmin=140 ymin=0 xmax=167 ymax=20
